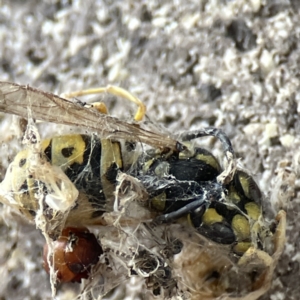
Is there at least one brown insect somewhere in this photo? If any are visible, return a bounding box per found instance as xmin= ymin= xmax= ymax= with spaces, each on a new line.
xmin=43 ymin=227 xmax=103 ymax=283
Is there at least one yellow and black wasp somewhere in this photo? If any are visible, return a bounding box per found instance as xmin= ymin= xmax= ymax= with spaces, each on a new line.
xmin=0 ymin=81 xmax=286 ymax=299
xmin=137 ymin=128 xmax=263 ymax=255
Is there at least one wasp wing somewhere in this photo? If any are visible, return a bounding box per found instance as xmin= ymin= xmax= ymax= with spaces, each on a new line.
xmin=0 ymin=81 xmax=180 ymax=151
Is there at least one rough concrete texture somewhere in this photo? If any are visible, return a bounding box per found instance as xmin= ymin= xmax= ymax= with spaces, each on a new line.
xmin=0 ymin=0 xmax=299 ymax=299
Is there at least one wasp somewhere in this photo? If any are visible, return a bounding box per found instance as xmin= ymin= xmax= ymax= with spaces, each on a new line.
xmin=0 ymin=81 xmax=286 ymax=299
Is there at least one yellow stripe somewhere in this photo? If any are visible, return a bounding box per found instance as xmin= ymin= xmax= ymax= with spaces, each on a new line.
xmin=202 ymin=208 xmax=223 ymax=225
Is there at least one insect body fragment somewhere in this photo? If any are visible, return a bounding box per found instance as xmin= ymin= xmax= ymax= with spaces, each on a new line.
xmin=6 ymin=135 xmax=114 ymax=221
xmin=43 ymin=227 xmax=103 ymax=283
xmin=0 ymin=82 xmax=286 ymax=300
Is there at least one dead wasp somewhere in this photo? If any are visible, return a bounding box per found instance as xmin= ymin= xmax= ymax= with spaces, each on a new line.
xmin=0 ymin=81 xmax=286 ymax=299
xmin=0 ymin=81 xmax=234 ymax=229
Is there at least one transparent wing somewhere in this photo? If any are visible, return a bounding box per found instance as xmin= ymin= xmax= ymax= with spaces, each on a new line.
xmin=0 ymin=81 xmax=180 ymax=151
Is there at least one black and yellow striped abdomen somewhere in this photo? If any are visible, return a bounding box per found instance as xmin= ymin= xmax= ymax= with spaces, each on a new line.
xmin=6 ymin=134 xmax=123 ymax=225
xmin=143 ymin=146 xmax=263 ymax=255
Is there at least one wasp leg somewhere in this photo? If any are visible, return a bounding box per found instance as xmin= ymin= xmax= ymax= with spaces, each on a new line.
xmin=180 ymin=127 xmax=236 ymax=184
xmin=151 ymin=197 xmax=208 ymax=226
xmin=61 ymin=85 xmax=146 ymax=122
xmin=180 ymin=127 xmax=234 ymax=159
